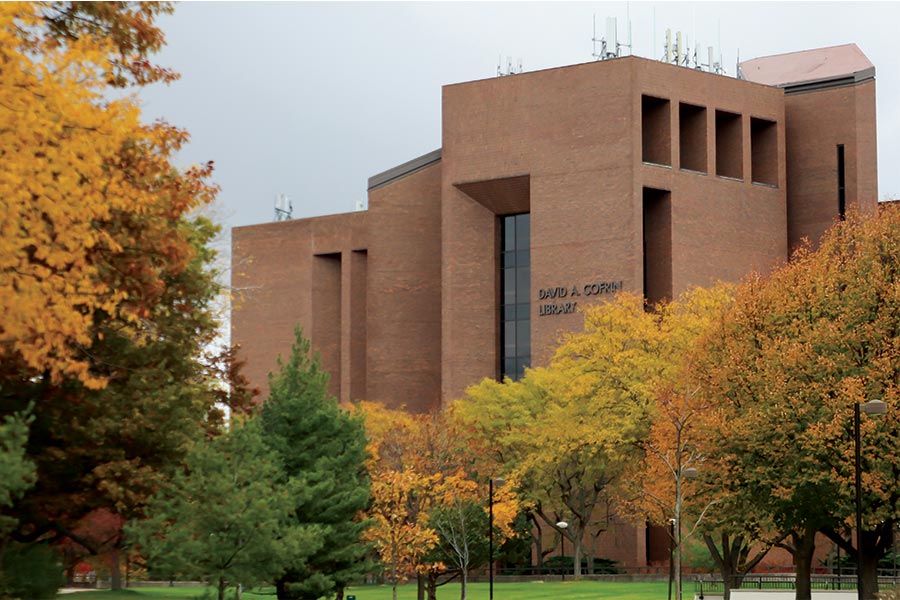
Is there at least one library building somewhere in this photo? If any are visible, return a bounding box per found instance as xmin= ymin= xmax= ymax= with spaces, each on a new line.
xmin=232 ymin=42 xmax=878 ymax=568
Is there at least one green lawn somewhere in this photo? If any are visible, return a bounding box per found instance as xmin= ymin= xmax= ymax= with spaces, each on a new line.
xmin=60 ymin=580 xmax=677 ymax=600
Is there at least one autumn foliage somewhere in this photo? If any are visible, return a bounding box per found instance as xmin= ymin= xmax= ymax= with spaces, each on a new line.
xmin=361 ymin=402 xmax=519 ymax=600
xmin=691 ymin=207 xmax=900 ymax=599
xmin=0 ymin=2 xmax=222 ymax=592
xmin=0 ymin=1 xmax=216 ymax=389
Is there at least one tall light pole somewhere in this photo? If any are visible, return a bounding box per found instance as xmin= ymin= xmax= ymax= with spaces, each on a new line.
xmin=489 ymin=478 xmax=505 ymax=600
xmin=557 ymin=521 xmax=569 ymax=581
xmin=855 ymin=399 xmax=887 ymax=600
xmin=668 ymin=518 xmax=676 ymax=600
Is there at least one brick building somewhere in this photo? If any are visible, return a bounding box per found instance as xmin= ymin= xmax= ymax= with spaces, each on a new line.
xmin=231 ymin=43 xmax=878 ymax=568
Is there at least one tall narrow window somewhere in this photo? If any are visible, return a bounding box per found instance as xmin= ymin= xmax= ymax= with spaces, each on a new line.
xmin=837 ymin=144 xmax=846 ymax=220
xmin=500 ymin=213 xmax=530 ymax=381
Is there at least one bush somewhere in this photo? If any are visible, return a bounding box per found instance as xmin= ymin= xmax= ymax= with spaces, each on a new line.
xmin=542 ymin=555 xmax=619 ymax=575
xmin=0 ymin=542 xmax=66 ymax=599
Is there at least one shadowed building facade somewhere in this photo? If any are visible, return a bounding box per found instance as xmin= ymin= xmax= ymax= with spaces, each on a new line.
xmin=232 ymin=44 xmax=878 ymax=568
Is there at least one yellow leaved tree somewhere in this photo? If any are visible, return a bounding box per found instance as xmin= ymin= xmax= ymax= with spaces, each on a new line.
xmin=456 ymin=293 xmax=668 ymax=579
xmin=0 ymin=1 xmax=216 ymax=389
xmin=360 ymin=402 xmax=520 ymax=600
xmin=0 ymin=3 xmax=221 ymax=593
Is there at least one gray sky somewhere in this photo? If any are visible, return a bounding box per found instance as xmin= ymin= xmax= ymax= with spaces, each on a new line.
xmin=137 ymin=1 xmax=900 ymax=231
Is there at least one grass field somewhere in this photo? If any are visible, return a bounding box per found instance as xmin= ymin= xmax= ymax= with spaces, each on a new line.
xmin=60 ymin=580 xmax=677 ymax=600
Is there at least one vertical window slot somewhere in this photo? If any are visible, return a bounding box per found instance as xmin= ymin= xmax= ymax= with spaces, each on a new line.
xmin=499 ymin=213 xmax=530 ymax=381
xmin=837 ymin=144 xmax=846 ymax=220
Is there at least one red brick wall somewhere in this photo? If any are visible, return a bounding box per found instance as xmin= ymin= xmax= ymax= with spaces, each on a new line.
xmin=231 ymin=211 xmax=367 ymax=402
xmin=440 ymin=56 xmax=787 ymax=402
xmin=784 ymin=80 xmax=878 ymax=253
xmin=367 ymin=163 xmax=443 ymax=412
xmin=441 ymin=58 xmax=638 ymax=401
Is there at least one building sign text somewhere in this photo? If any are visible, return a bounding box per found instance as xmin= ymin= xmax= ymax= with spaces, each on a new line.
xmin=537 ymin=280 xmax=624 ymax=317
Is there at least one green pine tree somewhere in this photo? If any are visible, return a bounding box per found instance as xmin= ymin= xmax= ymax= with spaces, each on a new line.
xmin=262 ymin=328 xmax=372 ymax=600
xmin=130 ymin=417 xmax=309 ymax=600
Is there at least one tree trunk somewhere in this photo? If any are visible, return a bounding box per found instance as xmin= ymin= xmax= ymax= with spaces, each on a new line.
xmin=529 ymin=512 xmax=544 ymax=574
xmin=792 ymin=527 xmax=818 ymax=600
xmin=276 ymin=577 xmax=289 ymax=600
xmin=417 ymin=572 xmax=426 ymax=600
xmin=218 ymin=576 xmax=226 ymax=600
xmin=391 ymin=554 xmax=398 ymax=600
xmin=674 ymin=539 xmax=682 ymax=600
xmin=110 ymin=547 xmax=121 ymax=591
xmin=572 ymin=533 xmax=583 ymax=579
xmin=706 ymin=531 xmax=778 ymax=600
xmin=860 ymin=528 xmax=880 ymax=600
xmin=427 ymin=572 xmax=438 ymax=600
xmin=587 ymin=534 xmax=596 ymax=575
xmin=460 ymin=567 xmax=467 ymax=600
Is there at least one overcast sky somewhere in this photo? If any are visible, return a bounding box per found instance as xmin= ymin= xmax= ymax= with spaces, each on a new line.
xmin=137 ymin=1 xmax=900 ymax=232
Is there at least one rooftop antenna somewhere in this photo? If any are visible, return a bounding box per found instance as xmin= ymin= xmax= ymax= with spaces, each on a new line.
xmin=605 ymin=17 xmax=618 ymax=59
xmin=663 ymin=29 xmax=673 ymax=63
xmin=274 ymin=193 xmax=292 ymax=222
xmin=497 ymin=55 xmax=523 ymax=76
xmin=692 ymin=5 xmax=697 ymax=66
xmin=718 ymin=20 xmax=725 ymax=74
xmin=657 ymin=22 xmax=732 ymax=75
xmin=626 ymin=2 xmax=632 ymax=56
xmin=592 ymin=16 xmax=626 ymax=60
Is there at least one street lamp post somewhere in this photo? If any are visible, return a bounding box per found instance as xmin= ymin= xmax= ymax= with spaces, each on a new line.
xmin=556 ymin=521 xmax=569 ymax=581
xmin=668 ymin=518 xmax=676 ymax=600
xmin=855 ymin=399 xmax=887 ymax=600
xmin=489 ymin=478 xmax=505 ymax=600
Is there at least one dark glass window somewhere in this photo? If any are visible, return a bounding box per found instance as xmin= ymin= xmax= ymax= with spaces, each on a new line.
xmin=837 ymin=145 xmax=846 ymax=220
xmin=500 ymin=213 xmax=530 ymax=381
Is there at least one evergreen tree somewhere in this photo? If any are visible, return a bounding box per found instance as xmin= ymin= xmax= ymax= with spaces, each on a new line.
xmin=262 ymin=328 xmax=372 ymax=600
xmin=130 ymin=418 xmax=308 ymax=600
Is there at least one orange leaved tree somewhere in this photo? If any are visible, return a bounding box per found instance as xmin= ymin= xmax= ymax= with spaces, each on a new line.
xmin=0 ymin=3 xmax=221 ymax=592
xmin=694 ymin=208 xmax=900 ymax=600
xmin=361 ymin=402 xmax=519 ymax=600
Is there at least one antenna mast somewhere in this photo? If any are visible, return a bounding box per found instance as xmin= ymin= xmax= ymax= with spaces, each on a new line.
xmin=274 ymin=193 xmax=293 ymax=222
xmin=592 ymin=15 xmax=630 ymax=61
